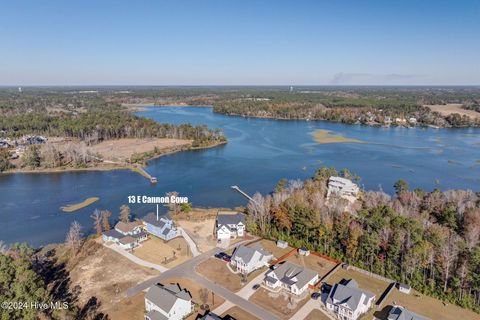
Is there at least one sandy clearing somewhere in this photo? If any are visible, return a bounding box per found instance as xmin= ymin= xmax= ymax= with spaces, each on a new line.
xmin=426 ymin=103 xmax=480 ymax=118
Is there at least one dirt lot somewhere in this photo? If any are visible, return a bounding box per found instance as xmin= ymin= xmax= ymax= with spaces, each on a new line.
xmin=176 ymin=217 xmax=217 ymax=253
xmin=69 ymin=241 xmax=159 ymax=313
xmin=326 ymin=267 xmax=390 ymax=299
xmin=305 ymin=309 xmax=331 ymax=320
xmin=133 ymin=236 xmax=192 ymax=268
xmin=250 ymin=288 xmax=310 ymax=320
xmin=196 ymin=258 xmax=266 ymax=292
xmin=368 ymin=288 xmax=480 ymax=320
xmin=285 ymin=253 xmax=338 ymax=279
xmin=222 ymin=306 xmax=259 ymax=320
xmin=426 ymin=103 xmax=480 ymax=118
xmin=85 ymin=138 xmax=192 ymax=161
xmin=106 ymin=292 xmax=145 ymax=320
xmin=247 ymin=239 xmax=293 ymax=259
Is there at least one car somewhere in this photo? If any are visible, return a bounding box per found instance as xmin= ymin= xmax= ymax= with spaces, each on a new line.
xmin=214 ymin=252 xmax=226 ymax=259
xmin=222 ymin=255 xmax=231 ymax=262
xmin=252 ymin=284 xmax=260 ymax=290
xmin=311 ymin=292 xmax=321 ymax=300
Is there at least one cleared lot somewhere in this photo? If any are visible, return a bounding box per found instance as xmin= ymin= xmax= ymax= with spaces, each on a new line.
xmin=106 ymin=292 xmax=145 ymax=320
xmin=222 ymin=306 xmax=259 ymax=320
xmin=305 ymin=309 xmax=331 ymax=320
xmin=285 ymin=253 xmax=338 ymax=279
xmin=196 ymin=258 xmax=266 ymax=292
xmin=247 ymin=239 xmax=293 ymax=259
xmin=249 ymin=287 xmax=309 ymax=320
xmin=326 ymin=267 xmax=390 ymax=299
xmin=369 ymin=288 xmax=480 ymax=320
xmin=132 ymin=236 xmax=192 ymax=268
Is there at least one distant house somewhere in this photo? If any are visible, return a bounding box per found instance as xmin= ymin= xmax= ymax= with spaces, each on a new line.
xmin=327 ymin=176 xmax=359 ymax=198
xmin=326 ymin=279 xmax=375 ymax=320
xmin=143 ymin=213 xmax=179 ymax=241
xmin=397 ymin=283 xmax=411 ymax=294
xmin=264 ymin=261 xmax=319 ymax=296
xmin=216 ymin=212 xmax=245 ymax=240
xmin=387 ymin=306 xmax=430 ymax=320
xmin=230 ymin=244 xmax=273 ymax=274
xmin=276 ymin=240 xmax=288 ymax=249
xmin=144 ymin=283 xmax=193 ymax=320
xmin=408 ymin=117 xmax=417 ymax=125
xmin=102 ymin=221 xmax=147 ymax=249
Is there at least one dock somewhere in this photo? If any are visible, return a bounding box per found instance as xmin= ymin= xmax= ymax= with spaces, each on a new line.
xmin=130 ymin=165 xmax=157 ymax=183
xmin=231 ymin=185 xmax=254 ymax=202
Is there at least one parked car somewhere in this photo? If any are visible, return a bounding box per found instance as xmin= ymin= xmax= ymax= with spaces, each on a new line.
xmin=311 ymin=292 xmax=321 ymax=300
xmin=222 ymin=255 xmax=231 ymax=262
xmin=252 ymin=284 xmax=260 ymax=290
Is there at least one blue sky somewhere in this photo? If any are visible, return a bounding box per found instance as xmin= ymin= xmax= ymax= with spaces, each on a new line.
xmin=1 ymin=0 xmax=479 ymax=85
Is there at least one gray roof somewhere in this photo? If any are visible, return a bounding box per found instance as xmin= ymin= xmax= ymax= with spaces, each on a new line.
xmin=131 ymin=231 xmax=147 ymax=239
xmin=217 ymin=213 xmax=245 ymax=227
xmin=387 ymin=306 xmax=430 ymax=320
xmin=143 ymin=213 xmax=167 ymax=228
xmin=199 ymin=313 xmax=223 ymax=320
xmin=145 ymin=310 xmax=168 ymax=320
xmin=162 ymin=227 xmax=172 ymax=236
xmin=271 ymin=261 xmax=318 ymax=289
xmin=327 ymin=279 xmax=375 ymax=311
xmin=232 ymin=244 xmax=272 ymax=265
xmin=145 ymin=283 xmax=191 ymax=314
xmin=103 ymin=229 xmax=123 ymax=240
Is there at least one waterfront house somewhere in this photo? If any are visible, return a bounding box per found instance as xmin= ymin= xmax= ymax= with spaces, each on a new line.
xmin=102 ymin=229 xmax=124 ymax=243
xmin=326 ymin=279 xmax=375 ymax=320
xmin=276 ymin=240 xmax=288 ymax=249
xmin=387 ymin=306 xmax=429 ymax=320
xmin=230 ymin=244 xmax=273 ymax=274
xmin=143 ymin=213 xmax=179 ymax=241
xmin=115 ymin=221 xmax=147 ymax=242
xmin=216 ymin=212 xmax=245 ymax=240
xmin=327 ymin=176 xmax=359 ymax=198
xmin=144 ymin=283 xmax=193 ymax=320
xmin=264 ymin=261 xmax=319 ymax=296
xmin=118 ymin=236 xmax=137 ymax=250
xmin=102 ymin=221 xmax=147 ymax=249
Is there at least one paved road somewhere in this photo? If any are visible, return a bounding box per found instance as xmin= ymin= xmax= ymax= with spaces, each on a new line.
xmin=127 ymin=239 xmax=279 ymax=320
xmin=178 ymin=227 xmax=200 ymax=257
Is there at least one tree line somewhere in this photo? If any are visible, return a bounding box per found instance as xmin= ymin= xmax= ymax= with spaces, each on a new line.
xmin=245 ymin=167 xmax=480 ymax=313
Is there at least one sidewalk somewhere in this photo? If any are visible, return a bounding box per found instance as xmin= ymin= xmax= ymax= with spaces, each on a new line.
xmin=178 ymin=227 xmax=201 ymax=257
xmin=288 ymin=299 xmax=334 ymax=320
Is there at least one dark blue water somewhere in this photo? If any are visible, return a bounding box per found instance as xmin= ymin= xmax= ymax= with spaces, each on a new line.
xmin=1 ymin=107 xmax=479 ymax=246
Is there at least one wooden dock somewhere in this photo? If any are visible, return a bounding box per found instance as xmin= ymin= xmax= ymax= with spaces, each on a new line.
xmin=130 ymin=165 xmax=157 ymax=183
xmin=231 ymin=185 xmax=254 ymax=202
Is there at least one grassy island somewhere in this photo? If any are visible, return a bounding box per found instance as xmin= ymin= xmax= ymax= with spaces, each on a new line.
xmin=61 ymin=197 xmax=100 ymax=212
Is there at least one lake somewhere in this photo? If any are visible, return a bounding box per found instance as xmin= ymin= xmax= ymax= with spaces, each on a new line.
xmin=1 ymin=106 xmax=479 ymax=246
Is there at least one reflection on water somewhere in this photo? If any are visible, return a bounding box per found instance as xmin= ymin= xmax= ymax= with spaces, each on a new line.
xmin=0 ymin=106 xmax=479 ymax=246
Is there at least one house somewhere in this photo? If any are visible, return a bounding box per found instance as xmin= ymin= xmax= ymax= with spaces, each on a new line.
xmin=143 ymin=213 xmax=179 ymax=241
xmin=387 ymin=306 xmax=430 ymax=320
xmin=216 ymin=212 xmax=245 ymax=240
xmin=397 ymin=283 xmax=411 ymax=294
xmin=384 ymin=116 xmax=393 ymax=125
xmin=276 ymin=240 xmax=288 ymax=249
xmin=145 ymin=283 xmax=193 ymax=320
xmin=408 ymin=117 xmax=417 ymax=125
xmin=327 ymin=176 xmax=359 ymax=198
xmin=298 ymin=247 xmax=310 ymax=256
xmin=326 ymin=279 xmax=375 ymax=320
xmin=102 ymin=221 xmax=147 ymax=249
xmin=264 ymin=261 xmax=319 ymax=296
xmin=230 ymin=244 xmax=273 ymax=274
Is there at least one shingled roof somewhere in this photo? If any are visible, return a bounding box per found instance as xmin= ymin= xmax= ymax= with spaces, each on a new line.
xmin=145 ymin=283 xmax=192 ymax=315
xmin=327 ymin=279 xmax=375 ymax=311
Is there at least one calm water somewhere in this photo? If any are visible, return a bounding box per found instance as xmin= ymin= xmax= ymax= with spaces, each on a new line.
xmin=1 ymin=107 xmax=479 ymax=246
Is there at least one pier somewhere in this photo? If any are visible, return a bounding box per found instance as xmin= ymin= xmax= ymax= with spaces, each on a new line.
xmin=230 ymin=185 xmax=254 ymax=202
xmin=130 ymin=165 xmax=157 ymax=183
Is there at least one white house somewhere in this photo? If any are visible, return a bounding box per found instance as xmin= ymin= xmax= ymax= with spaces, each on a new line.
xmin=327 ymin=176 xmax=359 ymax=198
xmin=145 ymin=283 xmax=193 ymax=320
xmin=143 ymin=213 xmax=179 ymax=241
xmin=387 ymin=305 xmax=429 ymax=320
xmin=326 ymin=279 xmax=375 ymax=320
xmin=230 ymin=244 xmax=273 ymax=274
xmin=264 ymin=261 xmax=319 ymax=296
xmin=216 ymin=212 xmax=245 ymax=240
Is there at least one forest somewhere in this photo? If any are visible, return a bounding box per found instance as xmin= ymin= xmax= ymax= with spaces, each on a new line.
xmin=245 ymin=167 xmax=480 ymax=313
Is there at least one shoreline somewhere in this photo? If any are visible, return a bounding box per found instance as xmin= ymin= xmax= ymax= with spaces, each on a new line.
xmin=0 ymin=140 xmax=227 ymax=178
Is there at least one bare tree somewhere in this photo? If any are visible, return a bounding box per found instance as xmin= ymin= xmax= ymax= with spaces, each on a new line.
xmin=65 ymin=221 xmax=83 ymax=256
xmin=119 ymin=205 xmax=131 ymax=223
xmin=248 ymin=192 xmax=272 ymax=235
xmin=102 ymin=210 xmax=112 ymax=230
xmin=91 ymin=209 xmax=103 ymax=236
xmin=166 ymin=191 xmax=181 ymax=214
xmin=199 ymin=288 xmax=210 ymax=309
